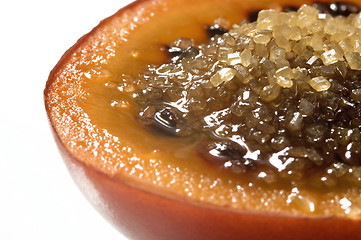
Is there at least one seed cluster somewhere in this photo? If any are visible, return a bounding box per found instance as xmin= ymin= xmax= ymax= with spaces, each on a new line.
xmin=133 ymin=4 xmax=361 ymax=188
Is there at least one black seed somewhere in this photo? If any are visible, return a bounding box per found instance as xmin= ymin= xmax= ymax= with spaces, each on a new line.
xmin=166 ymin=46 xmax=185 ymax=58
xmin=199 ymin=141 xmax=253 ymax=172
xmin=170 ymin=46 xmax=200 ymax=62
xmin=151 ymin=108 xmax=178 ymax=135
xmin=313 ymin=1 xmax=360 ymax=16
xmin=139 ymin=107 xmax=181 ymax=136
xmin=282 ymin=6 xmax=299 ymax=12
xmin=334 ymin=110 xmax=352 ymax=128
xmin=313 ymin=2 xmax=333 ymax=14
xmin=330 ymin=2 xmax=360 ymax=16
xmin=164 ymin=44 xmax=200 ymax=62
xmin=206 ymin=24 xmax=228 ymax=38
xmin=339 ymin=144 xmax=361 ymax=166
xmin=182 ymin=46 xmax=200 ymax=58
xmin=154 ymin=108 xmax=177 ymax=128
xmin=248 ymin=10 xmax=261 ymax=22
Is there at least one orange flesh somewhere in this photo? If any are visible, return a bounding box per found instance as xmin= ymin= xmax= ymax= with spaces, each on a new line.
xmin=46 ymin=0 xmax=361 ymax=218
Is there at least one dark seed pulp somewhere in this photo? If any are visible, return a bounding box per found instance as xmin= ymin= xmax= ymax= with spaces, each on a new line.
xmin=132 ymin=2 xmax=361 ymax=189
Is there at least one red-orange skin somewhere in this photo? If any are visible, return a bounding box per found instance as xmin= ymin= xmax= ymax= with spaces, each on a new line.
xmin=45 ymin=0 xmax=361 ymax=239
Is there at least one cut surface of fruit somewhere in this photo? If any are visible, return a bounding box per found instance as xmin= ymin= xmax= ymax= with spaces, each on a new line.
xmin=45 ymin=0 xmax=361 ymax=239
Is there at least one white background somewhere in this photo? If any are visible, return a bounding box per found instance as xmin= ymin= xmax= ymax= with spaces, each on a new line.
xmin=0 ymin=1 xmax=135 ymax=239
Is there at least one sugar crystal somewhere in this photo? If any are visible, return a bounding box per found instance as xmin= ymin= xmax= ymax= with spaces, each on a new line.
xmin=309 ymin=76 xmax=331 ymax=91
